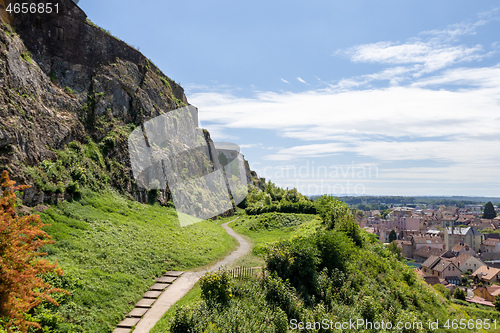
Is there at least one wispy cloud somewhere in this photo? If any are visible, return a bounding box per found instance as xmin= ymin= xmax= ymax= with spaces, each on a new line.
xmin=333 ymin=15 xmax=497 ymax=88
xmin=190 ymin=10 xmax=500 ymax=192
xmin=193 ymin=77 xmax=500 ymax=140
xmin=239 ymin=143 xmax=280 ymax=150
xmin=411 ymin=64 xmax=500 ymax=88
xmin=297 ymin=77 xmax=309 ymax=84
xmin=281 ymin=78 xmax=290 ymax=84
xmin=342 ymin=41 xmax=483 ymax=73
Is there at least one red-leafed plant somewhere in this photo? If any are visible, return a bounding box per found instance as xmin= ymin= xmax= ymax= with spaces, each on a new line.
xmin=0 ymin=171 xmax=68 ymax=332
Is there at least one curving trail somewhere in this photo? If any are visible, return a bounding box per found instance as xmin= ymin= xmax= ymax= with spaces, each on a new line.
xmin=131 ymin=218 xmax=249 ymax=333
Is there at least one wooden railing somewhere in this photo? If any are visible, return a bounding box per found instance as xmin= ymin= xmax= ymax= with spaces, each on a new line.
xmin=220 ymin=266 xmax=262 ymax=279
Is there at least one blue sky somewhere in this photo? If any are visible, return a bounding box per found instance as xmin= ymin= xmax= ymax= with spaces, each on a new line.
xmin=80 ymin=0 xmax=500 ymax=196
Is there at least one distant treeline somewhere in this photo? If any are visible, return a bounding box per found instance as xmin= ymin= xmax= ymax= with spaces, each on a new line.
xmin=308 ymin=195 xmax=500 ymax=211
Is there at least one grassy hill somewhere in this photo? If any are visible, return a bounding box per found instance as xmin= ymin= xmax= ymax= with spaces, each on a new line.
xmin=27 ymin=190 xmax=237 ymax=332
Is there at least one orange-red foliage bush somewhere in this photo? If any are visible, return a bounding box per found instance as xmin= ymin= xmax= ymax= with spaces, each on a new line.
xmin=0 ymin=171 xmax=67 ymax=332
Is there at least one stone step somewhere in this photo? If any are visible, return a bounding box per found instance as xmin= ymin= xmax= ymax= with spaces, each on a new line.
xmin=143 ymin=290 xmax=162 ymax=299
xmin=150 ymin=283 xmax=170 ymax=291
xmin=135 ymin=298 xmax=156 ymax=308
xmin=128 ymin=307 xmax=149 ymax=318
xmin=112 ymin=328 xmax=131 ymax=333
xmin=156 ymin=276 xmax=176 ymax=283
xmin=165 ymin=271 xmax=184 ymax=277
xmin=116 ymin=317 xmax=140 ymax=329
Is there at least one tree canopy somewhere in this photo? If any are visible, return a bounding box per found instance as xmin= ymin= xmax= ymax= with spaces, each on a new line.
xmin=483 ymin=201 xmax=497 ymax=219
xmin=388 ymin=229 xmax=397 ymax=242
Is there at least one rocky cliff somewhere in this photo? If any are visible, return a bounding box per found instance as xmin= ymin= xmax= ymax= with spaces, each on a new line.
xmin=0 ymin=0 xmax=253 ymax=208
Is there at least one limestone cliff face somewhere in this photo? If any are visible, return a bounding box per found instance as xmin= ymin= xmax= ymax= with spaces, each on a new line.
xmin=0 ymin=1 xmax=251 ymax=208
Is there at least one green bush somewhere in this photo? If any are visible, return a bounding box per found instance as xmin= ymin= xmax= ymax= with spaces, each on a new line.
xmin=246 ymin=213 xmax=310 ymax=231
xmin=315 ymin=195 xmax=363 ymax=246
xmin=314 ymin=230 xmax=353 ymax=273
xmin=495 ymin=297 xmax=500 ymax=312
xmin=451 ymin=298 xmax=469 ymax=306
xmin=264 ymin=274 xmax=302 ymax=320
xmin=200 ymin=270 xmax=234 ymax=306
xmin=245 ymin=201 xmax=316 ymax=215
xmin=265 ymin=238 xmax=319 ymax=298
xmin=453 ymin=287 xmax=466 ymax=301
xmin=168 ymin=281 xmax=290 ymax=333
xmin=170 ymin=306 xmax=194 ymax=333
xmin=433 ymin=284 xmax=451 ymax=300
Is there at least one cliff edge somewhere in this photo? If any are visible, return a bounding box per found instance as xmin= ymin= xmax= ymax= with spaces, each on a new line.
xmin=0 ymin=0 xmax=252 ymax=208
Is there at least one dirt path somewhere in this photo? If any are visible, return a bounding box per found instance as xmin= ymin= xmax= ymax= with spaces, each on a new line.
xmin=132 ymin=218 xmax=249 ymax=333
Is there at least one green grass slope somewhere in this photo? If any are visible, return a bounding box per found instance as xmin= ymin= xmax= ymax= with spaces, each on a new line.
xmin=30 ymin=190 xmax=237 ymax=332
xmin=151 ymin=198 xmax=500 ymax=333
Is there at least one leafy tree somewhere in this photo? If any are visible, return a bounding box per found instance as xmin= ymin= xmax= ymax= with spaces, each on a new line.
xmin=0 ymin=171 xmax=67 ymax=332
xmin=453 ymin=288 xmax=466 ymax=301
xmin=381 ymin=208 xmax=392 ymax=219
xmin=388 ymin=229 xmax=397 ymax=242
xmin=483 ymin=201 xmax=497 ymax=219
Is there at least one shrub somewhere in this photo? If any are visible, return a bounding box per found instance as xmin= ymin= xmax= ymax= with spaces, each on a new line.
xmin=453 ymin=287 xmax=466 ymax=301
xmin=264 ymin=274 xmax=302 ymax=320
xmin=265 ymin=238 xmax=319 ymax=298
xmin=314 ymin=230 xmax=352 ymax=273
xmin=315 ymin=195 xmax=363 ymax=246
xmin=245 ymin=201 xmax=317 ymax=215
xmin=433 ymin=284 xmax=451 ymax=300
xmin=24 ymin=140 xmax=110 ymax=196
xmin=0 ymin=171 xmax=68 ymax=332
xmin=452 ymin=298 xmax=469 ymax=306
xmin=170 ymin=306 xmax=194 ymax=333
xmin=200 ymin=270 xmax=233 ymax=306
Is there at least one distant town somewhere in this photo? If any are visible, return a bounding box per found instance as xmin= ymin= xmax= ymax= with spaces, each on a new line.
xmin=353 ymin=199 xmax=500 ymax=307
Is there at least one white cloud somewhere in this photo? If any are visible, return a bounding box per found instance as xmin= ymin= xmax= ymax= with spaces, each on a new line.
xmin=193 ymin=75 xmax=500 ymax=140
xmin=412 ymin=64 xmax=500 ymax=89
xmin=265 ymin=139 xmax=500 ymax=165
xmin=239 ymin=143 xmax=279 ymax=150
xmin=332 ymin=15 xmax=497 ymax=88
xmin=281 ymin=78 xmax=290 ymax=84
xmin=297 ymin=77 xmax=309 ymax=84
xmin=192 ymin=61 xmax=500 ymax=189
xmin=347 ymin=41 xmax=481 ymax=66
xmin=421 ymin=19 xmax=489 ymax=41
xmin=338 ymin=41 xmax=485 ymax=80
xmin=189 ymin=11 xmax=500 ymax=193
